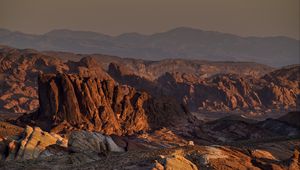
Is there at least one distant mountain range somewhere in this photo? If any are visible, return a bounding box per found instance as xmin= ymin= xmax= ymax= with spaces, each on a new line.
xmin=0 ymin=27 xmax=299 ymax=67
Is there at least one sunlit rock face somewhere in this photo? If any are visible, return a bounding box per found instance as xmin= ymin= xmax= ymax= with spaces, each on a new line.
xmin=16 ymin=73 xmax=187 ymax=135
xmin=0 ymin=126 xmax=67 ymax=160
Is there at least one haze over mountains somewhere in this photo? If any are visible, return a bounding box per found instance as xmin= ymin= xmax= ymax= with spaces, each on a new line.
xmin=0 ymin=27 xmax=299 ymax=67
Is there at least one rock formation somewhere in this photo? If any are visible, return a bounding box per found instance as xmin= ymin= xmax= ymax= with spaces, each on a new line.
xmin=0 ymin=117 xmax=299 ymax=169
xmin=198 ymin=112 xmax=300 ymax=143
xmin=109 ymin=62 xmax=299 ymax=113
xmin=0 ymin=45 xmax=276 ymax=115
xmin=153 ymin=155 xmax=198 ymax=170
xmin=16 ymin=73 xmax=187 ymax=135
xmin=0 ymin=46 xmax=109 ymax=114
xmin=68 ymin=131 xmax=124 ymax=154
xmin=0 ymin=126 xmax=67 ymax=160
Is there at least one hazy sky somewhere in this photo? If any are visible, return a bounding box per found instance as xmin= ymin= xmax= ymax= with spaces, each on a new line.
xmin=0 ymin=0 xmax=299 ymax=39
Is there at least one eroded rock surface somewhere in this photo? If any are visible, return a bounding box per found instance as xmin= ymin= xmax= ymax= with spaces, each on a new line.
xmin=68 ymin=131 xmax=124 ymax=154
xmin=16 ymin=73 xmax=188 ymax=135
xmin=0 ymin=46 xmax=277 ymax=115
xmin=153 ymin=155 xmax=198 ymax=170
xmin=0 ymin=125 xmax=67 ymax=160
xmin=109 ymin=62 xmax=299 ymax=113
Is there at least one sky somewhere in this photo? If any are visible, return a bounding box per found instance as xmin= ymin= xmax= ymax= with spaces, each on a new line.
xmin=0 ymin=0 xmax=299 ymax=39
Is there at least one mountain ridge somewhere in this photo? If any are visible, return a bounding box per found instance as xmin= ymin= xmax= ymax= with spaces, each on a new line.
xmin=1 ymin=27 xmax=299 ymax=67
xmin=2 ymin=27 xmax=299 ymax=40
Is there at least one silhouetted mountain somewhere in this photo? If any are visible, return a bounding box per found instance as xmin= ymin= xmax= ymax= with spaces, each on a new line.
xmin=0 ymin=27 xmax=299 ymax=67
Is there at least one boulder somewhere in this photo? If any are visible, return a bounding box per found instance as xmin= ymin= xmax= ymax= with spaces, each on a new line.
xmin=153 ymin=155 xmax=198 ymax=170
xmin=251 ymin=149 xmax=277 ymax=160
xmin=68 ymin=131 xmax=125 ymax=154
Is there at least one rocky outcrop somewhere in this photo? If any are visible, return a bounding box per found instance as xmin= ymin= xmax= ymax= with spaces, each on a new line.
xmin=257 ymin=84 xmax=298 ymax=110
xmin=0 ymin=125 xmax=126 ymax=161
xmin=0 ymin=46 xmax=278 ymax=115
xmin=0 ymin=121 xmax=23 ymax=138
xmin=37 ymin=74 xmax=148 ymax=135
xmin=0 ymin=47 xmax=64 ymax=113
xmin=153 ymin=155 xmax=198 ymax=170
xmin=0 ymin=46 xmax=109 ymax=114
xmin=199 ymin=112 xmax=300 ymax=143
xmin=0 ymin=136 xmax=299 ymax=169
xmin=66 ymin=56 xmax=111 ymax=79
xmin=251 ymin=149 xmax=277 ymax=160
xmin=189 ymin=74 xmax=262 ymax=111
xmin=15 ymin=126 xmax=67 ymax=160
xmin=0 ymin=126 xmax=67 ymax=160
xmin=68 ymin=131 xmax=124 ymax=154
xmin=17 ymin=73 xmax=187 ymax=135
xmin=110 ymin=62 xmax=299 ymax=113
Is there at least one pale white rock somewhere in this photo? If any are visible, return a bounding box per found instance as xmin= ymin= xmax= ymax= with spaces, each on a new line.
xmin=5 ymin=126 xmax=67 ymax=160
xmin=68 ymin=131 xmax=125 ymax=153
xmin=201 ymin=146 xmax=228 ymax=165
